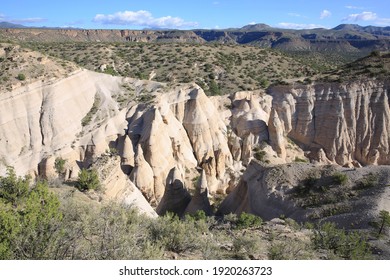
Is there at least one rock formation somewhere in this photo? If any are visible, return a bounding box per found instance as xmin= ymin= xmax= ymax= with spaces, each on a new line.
xmin=268 ymin=81 xmax=390 ymax=166
xmin=156 ymin=167 xmax=191 ymax=216
xmin=184 ymin=170 xmax=212 ymax=216
xmin=218 ymin=160 xmax=390 ymax=229
xmin=1 ymin=53 xmax=390 ymax=220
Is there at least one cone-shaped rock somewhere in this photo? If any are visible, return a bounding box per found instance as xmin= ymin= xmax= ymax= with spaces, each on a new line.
xmin=129 ymin=144 xmax=155 ymax=203
xmin=156 ymin=167 xmax=191 ymax=216
xmin=185 ymin=170 xmax=212 ymax=216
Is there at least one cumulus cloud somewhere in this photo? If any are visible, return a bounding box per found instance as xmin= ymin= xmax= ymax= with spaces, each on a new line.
xmin=277 ymin=22 xmax=325 ymax=29
xmin=343 ymin=11 xmax=377 ymax=21
xmin=320 ymin=10 xmax=332 ymax=19
xmin=93 ymin=10 xmax=198 ymax=29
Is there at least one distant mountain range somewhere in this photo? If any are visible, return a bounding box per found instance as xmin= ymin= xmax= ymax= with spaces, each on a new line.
xmin=0 ymin=21 xmax=389 ymax=60
xmin=0 ymin=21 xmax=82 ymax=30
xmin=0 ymin=21 xmax=27 ymax=29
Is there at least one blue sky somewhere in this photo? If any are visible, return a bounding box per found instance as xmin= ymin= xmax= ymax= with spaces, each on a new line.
xmin=1 ymin=0 xmax=390 ymax=29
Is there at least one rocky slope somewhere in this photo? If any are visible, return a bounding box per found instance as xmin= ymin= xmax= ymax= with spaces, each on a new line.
xmin=1 ymin=45 xmax=390 ymax=225
xmin=218 ymin=160 xmax=390 ymax=229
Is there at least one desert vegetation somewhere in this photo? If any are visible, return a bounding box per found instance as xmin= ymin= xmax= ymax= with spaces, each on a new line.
xmin=0 ymin=169 xmax=386 ymax=260
xmin=23 ymin=42 xmax=317 ymax=95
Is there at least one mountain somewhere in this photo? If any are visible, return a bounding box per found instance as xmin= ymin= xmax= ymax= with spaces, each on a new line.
xmin=0 ymin=21 xmax=27 ymax=28
xmin=0 ymin=24 xmax=389 ymax=60
xmin=238 ymin=23 xmax=271 ymax=31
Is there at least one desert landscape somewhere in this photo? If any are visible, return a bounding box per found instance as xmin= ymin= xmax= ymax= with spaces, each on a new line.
xmin=1 ymin=3 xmax=390 ymax=260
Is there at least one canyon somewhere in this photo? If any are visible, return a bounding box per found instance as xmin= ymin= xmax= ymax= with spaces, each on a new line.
xmin=1 ymin=49 xmax=390 ymax=226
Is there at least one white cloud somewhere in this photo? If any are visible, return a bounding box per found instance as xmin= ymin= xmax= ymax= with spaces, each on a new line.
xmin=320 ymin=10 xmax=332 ymax=19
xmin=0 ymin=13 xmax=46 ymax=24
xmin=345 ymin=5 xmax=365 ymax=10
xmin=277 ymin=22 xmax=325 ymax=29
xmin=288 ymin=13 xmax=302 ymax=17
xmin=93 ymin=10 xmax=198 ymax=29
xmin=375 ymin=18 xmax=390 ymax=26
xmin=343 ymin=11 xmax=377 ymax=22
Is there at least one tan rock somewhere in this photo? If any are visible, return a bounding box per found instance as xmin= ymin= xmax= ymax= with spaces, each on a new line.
xmin=156 ymin=167 xmax=191 ymax=216
xmin=185 ymin=170 xmax=212 ymax=215
xmin=129 ymin=144 xmax=155 ymax=203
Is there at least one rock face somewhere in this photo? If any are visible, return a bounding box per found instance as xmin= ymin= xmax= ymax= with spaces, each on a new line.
xmin=218 ymin=161 xmax=390 ymax=229
xmin=269 ymin=81 xmax=390 ymax=166
xmin=94 ymin=155 xmax=157 ymax=217
xmin=185 ymin=170 xmax=212 ymax=216
xmin=156 ymin=167 xmax=191 ymax=216
xmin=2 ymin=59 xmax=390 ymax=219
xmin=0 ymin=69 xmax=127 ymax=176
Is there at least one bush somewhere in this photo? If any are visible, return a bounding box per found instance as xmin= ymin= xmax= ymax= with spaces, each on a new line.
xmin=185 ymin=210 xmax=207 ymax=221
xmin=236 ymin=212 xmax=262 ymax=229
xmin=54 ymin=157 xmax=66 ymax=177
xmin=311 ymin=222 xmax=372 ymax=259
xmin=16 ymin=73 xmax=26 ymax=81
xmin=0 ymin=170 xmax=62 ymax=259
xmin=332 ymin=172 xmax=348 ymax=185
xmin=253 ymin=150 xmax=266 ymax=162
xmin=76 ymin=169 xmax=101 ymax=192
xmin=294 ymin=157 xmax=308 ymax=163
xmin=373 ymin=210 xmax=390 ymax=236
xmin=355 ymin=173 xmax=378 ymax=190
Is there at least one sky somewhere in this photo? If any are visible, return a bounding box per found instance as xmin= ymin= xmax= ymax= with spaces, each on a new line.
xmin=1 ymin=0 xmax=390 ymax=30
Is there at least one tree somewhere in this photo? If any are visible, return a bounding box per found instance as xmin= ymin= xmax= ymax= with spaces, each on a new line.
xmin=54 ymin=157 xmax=66 ymax=178
xmin=0 ymin=167 xmax=30 ymax=206
xmin=377 ymin=210 xmax=390 ymax=236
xmin=208 ymin=80 xmax=221 ymax=96
xmin=0 ymin=170 xmax=63 ymax=259
xmin=76 ymin=169 xmax=101 ymax=192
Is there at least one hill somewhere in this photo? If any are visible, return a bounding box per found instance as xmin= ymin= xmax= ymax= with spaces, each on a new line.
xmin=320 ymin=50 xmax=390 ymax=82
xmin=1 ymin=24 xmax=390 ymax=67
xmin=23 ymin=42 xmax=316 ymax=94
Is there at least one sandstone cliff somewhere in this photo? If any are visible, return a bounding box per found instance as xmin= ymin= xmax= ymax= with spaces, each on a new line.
xmin=1 ymin=55 xmax=390 ymax=219
xmin=268 ymin=81 xmax=390 ymax=166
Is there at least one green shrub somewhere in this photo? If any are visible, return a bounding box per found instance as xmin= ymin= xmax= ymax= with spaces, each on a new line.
xmin=311 ymin=222 xmax=372 ymax=259
xmin=372 ymin=210 xmax=390 ymax=236
xmin=76 ymin=169 xmax=101 ymax=192
xmin=253 ymin=150 xmax=266 ymax=162
xmin=208 ymin=80 xmax=221 ymax=96
xmin=236 ymin=212 xmax=262 ymax=229
xmin=81 ymin=94 xmax=100 ymax=126
xmin=16 ymin=73 xmax=26 ymax=81
xmin=147 ymin=213 xmax=201 ymax=253
xmin=355 ymin=173 xmax=378 ymax=190
xmin=186 ymin=210 xmax=207 ymax=221
xmin=0 ymin=167 xmax=30 ymax=206
xmin=0 ymin=170 xmax=62 ymax=259
xmin=332 ymin=172 xmax=348 ymax=185
xmin=54 ymin=157 xmax=66 ymax=177
xmin=294 ymin=157 xmax=308 ymax=163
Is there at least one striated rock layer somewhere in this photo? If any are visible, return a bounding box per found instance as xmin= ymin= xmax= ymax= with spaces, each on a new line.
xmin=269 ymin=80 xmax=390 ymax=166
